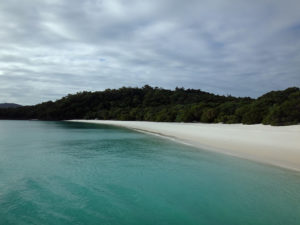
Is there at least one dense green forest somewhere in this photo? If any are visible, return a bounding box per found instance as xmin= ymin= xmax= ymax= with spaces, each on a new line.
xmin=0 ymin=85 xmax=299 ymax=125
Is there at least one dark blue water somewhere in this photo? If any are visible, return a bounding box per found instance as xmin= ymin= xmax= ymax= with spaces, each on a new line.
xmin=0 ymin=120 xmax=299 ymax=225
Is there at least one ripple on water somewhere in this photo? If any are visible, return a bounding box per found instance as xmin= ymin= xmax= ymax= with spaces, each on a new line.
xmin=0 ymin=121 xmax=300 ymax=225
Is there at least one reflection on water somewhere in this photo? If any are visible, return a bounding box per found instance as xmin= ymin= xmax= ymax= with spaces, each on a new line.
xmin=0 ymin=120 xmax=300 ymax=225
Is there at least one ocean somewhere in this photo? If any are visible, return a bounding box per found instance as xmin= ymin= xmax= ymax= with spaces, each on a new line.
xmin=0 ymin=120 xmax=299 ymax=225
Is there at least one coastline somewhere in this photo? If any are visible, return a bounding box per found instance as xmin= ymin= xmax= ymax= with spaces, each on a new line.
xmin=69 ymin=120 xmax=300 ymax=172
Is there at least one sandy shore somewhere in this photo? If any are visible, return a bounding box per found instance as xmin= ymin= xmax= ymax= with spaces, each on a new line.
xmin=70 ymin=120 xmax=300 ymax=171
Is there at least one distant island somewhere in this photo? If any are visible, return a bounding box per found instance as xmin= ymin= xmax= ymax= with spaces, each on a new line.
xmin=0 ymin=103 xmax=22 ymax=109
xmin=0 ymin=85 xmax=299 ymax=125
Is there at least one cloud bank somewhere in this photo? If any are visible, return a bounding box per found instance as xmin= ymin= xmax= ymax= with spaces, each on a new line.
xmin=0 ymin=0 xmax=300 ymax=104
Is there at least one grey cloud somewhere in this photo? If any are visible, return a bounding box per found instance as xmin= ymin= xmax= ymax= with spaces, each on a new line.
xmin=0 ymin=0 xmax=300 ymax=104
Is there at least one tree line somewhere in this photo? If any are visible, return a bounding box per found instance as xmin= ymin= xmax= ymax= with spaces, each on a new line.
xmin=0 ymin=85 xmax=299 ymax=125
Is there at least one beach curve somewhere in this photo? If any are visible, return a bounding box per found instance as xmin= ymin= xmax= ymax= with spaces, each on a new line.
xmin=69 ymin=120 xmax=300 ymax=172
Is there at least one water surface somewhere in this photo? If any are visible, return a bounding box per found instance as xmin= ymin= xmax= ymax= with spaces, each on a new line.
xmin=0 ymin=120 xmax=299 ymax=225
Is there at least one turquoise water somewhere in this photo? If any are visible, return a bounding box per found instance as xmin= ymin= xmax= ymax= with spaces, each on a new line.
xmin=0 ymin=121 xmax=299 ymax=225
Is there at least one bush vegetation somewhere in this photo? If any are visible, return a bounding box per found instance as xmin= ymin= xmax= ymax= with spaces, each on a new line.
xmin=0 ymin=85 xmax=299 ymax=125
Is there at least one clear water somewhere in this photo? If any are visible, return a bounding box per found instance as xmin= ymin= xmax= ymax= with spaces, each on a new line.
xmin=0 ymin=121 xmax=299 ymax=225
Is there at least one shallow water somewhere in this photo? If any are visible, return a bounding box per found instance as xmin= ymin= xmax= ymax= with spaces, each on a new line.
xmin=0 ymin=120 xmax=299 ymax=225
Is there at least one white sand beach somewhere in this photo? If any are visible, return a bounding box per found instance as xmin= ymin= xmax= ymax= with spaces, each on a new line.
xmin=70 ymin=120 xmax=300 ymax=171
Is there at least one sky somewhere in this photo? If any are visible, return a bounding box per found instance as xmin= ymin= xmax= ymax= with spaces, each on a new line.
xmin=0 ymin=0 xmax=300 ymax=105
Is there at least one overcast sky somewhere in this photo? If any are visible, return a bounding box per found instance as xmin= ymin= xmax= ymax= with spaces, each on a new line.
xmin=1 ymin=0 xmax=300 ymax=105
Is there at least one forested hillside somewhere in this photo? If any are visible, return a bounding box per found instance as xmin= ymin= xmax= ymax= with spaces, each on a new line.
xmin=0 ymin=85 xmax=299 ymax=125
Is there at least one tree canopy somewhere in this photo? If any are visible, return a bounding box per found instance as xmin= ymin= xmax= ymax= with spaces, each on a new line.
xmin=0 ymin=86 xmax=299 ymax=125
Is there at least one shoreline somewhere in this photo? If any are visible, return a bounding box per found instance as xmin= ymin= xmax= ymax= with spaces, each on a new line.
xmin=69 ymin=120 xmax=300 ymax=172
